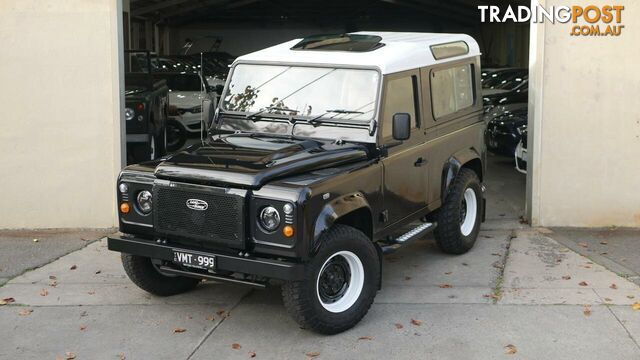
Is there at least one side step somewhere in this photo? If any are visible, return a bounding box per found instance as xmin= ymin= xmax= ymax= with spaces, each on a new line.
xmin=380 ymin=221 xmax=437 ymax=255
xmin=158 ymin=266 xmax=267 ymax=289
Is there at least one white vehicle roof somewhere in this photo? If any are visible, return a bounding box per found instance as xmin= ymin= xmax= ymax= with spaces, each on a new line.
xmin=236 ymin=32 xmax=480 ymax=75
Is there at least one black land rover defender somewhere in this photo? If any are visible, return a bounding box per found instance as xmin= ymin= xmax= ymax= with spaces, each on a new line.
xmin=109 ymin=33 xmax=486 ymax=334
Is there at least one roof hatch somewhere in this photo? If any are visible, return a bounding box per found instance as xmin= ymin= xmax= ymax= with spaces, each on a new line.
xmin=291 ymin=34 xmax=384 ymax=52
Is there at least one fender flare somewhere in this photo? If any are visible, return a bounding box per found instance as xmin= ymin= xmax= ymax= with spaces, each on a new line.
xmin=311 ymin=192 xmax=372 ymax=253
xmin=441 ymin=148 xmax=482 ymax=202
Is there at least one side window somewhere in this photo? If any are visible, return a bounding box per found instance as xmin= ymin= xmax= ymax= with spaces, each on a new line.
xmin=430 ymin=64 xmax=473 ymax=119
xmin=382 ymin=76 xmax=418 ymax=139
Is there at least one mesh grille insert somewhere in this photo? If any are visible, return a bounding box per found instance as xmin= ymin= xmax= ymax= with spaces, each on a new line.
xmin=153 ymin=185 xmax=245 ymax=248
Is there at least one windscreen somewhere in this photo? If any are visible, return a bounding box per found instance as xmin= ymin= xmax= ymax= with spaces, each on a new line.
xmin=221 ymin=64 xmax=379 ymax=122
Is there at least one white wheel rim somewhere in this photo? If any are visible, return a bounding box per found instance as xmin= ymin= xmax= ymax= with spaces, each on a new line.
xmin=460 ymin=188 xmax=478 ymax=236
xmin=316 ymin=251 xmax=364 ymax=313
xmin=150 ymin=135 xmax=156 ymax=160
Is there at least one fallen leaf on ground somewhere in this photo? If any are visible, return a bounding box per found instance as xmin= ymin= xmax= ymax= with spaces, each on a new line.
xmin=173 ymin=328 xmax=186 ymax=333
xmin=40 ymin=289 xmax=48 ymax=297
xmin=49 ymin=275 xmax=57 ymax=280
xmin=504 ymin=344 xmax=517 ymax=355
xmin=578 ymin=281 xmax=588 ymax=286
xmin=49 ymin=280 xmax=58 ymax=287
xmin=444 ymin=271 xmax=452 ymax=275
xmin=80 ymin=325 xmax=87 ymax=331
xmin=491 ymin=253 xmax=501 ymax=256
xmin=410 ymin=319 xmax=422 ymax=326
xmin=33 ymin=238 xmax=38 ymax=242
xmin=461 ymin=262 xmax=468 ymax=266
xmin=306 ymin=351 xmax=320 ymax=358
xmin=610 ymin=284 xmax=618 ymax=290
xmin=404 ymin=276 xmax=411 ymax=281
xmin=18 ymin=309 xmax=33 ymax=316
xmin=87 ymin=291 xmax=95 ymax=295
xmin=231 ymin=343 xmax=241 ymax=350
xmin=600 ymin=240 xmax=608 ymax=245
xmin=394 ymin=323 xmax=404 ymax=329
xmin=632 ymin=303 xmax=640 ymax=311
xmin=583 ymin=305 xmax=592 ymax=316
xmin=604 ymin=298 xmax=613 ymax=302
xmin=0 ymin=297 xmax=15 ymax=306
xmin=562 ymin=275 xmax=571 ymax=280
xmin=69 ymin=265 xmax=77 ymax=270
xmin=216 ymin=309 xmax=227 ymax=316
xmin=248 ymin=351 xmax=256 ymax=358
xmin=118 ymin=353 xmax=126 ymax=360
xmin=358 ymin=336 xmax=373 ymax=340
xmin=206 ymin=315 xmax=215 ymax=321
xmin=627 ymin=295 xmax=635 ymax=299
xmin=438 ymin=284 xmax=452 ymax=288
xmin=95 ymin=270 xmax=102 ymax=274
xmin=483 ymin=294 xmax=499 ymax=299
xmin=578 ymin=242 xmax=588 ymax=248
xmin=80 ymin=311 xmax=88 ymax=317
xmin=600 ymin=252 xmax=608 ymax=255
xmin=64 ymin=352 xmax=76 ymax=359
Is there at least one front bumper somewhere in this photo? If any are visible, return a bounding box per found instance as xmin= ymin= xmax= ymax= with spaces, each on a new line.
xmin=108 ymin=234 xmax=305 ymax=281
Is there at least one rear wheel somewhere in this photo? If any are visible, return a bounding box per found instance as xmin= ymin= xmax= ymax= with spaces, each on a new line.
xmin=121 ymin=254 xmax=200 ymax=296
xmin=282 ymin=225 xmax=379 ymax=334
xmin=434 ymin=168 xmax=482 ymax=254
xmin=166 ymin=119 xmax=187 ymax=152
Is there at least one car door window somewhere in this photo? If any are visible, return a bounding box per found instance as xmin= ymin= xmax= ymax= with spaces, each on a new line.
xmin=381 ymin=76 xmax=418 ymax=140
xmin=431 ymin=64 xmax=473 ymax=119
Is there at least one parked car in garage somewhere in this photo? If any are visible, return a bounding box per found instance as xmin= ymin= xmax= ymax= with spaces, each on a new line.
xmin=482 ymin=68 xmax=527 ymax=89
xmin=515 ymin=125 xmax=528 ymax=173
xmin=109 ymin=32 xmax=487 ymax=334
xmin=155 ymin=72 xmax=221 ymax=151
xmin=483 ymin=79 xmax=529 ymax=109
xmin=485 ymin=104 xmax=528 ymax=156
xmin=124 ymin=50 xmax=169 ymax=164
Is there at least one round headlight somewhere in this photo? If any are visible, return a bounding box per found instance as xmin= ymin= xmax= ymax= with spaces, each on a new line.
xmin=136 ymin=190 xmax=152 ymax=215
xmin=124 ymin=107 xmax=135 ymax=121
xmin=283 ymin=203 xmax=294 ymax=215
xmin=259 ymin=206 xmax=280 ymax=232
xmin=118 ymin=183 xmax=128 ymax=193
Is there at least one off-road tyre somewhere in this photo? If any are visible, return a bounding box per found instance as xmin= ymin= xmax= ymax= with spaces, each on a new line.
xmin=121 ymin=254 xmax=200 ymax=296
xmin=434 ymin=168 xmax=482 ymax=254
xmin=282 ymin=225 xmax=380 ymax=334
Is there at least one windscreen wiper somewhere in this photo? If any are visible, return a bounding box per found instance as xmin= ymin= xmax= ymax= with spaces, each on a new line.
xmin=309 ymin=109 xmax=364 ymax=122
xmin=245 ymin=106 xmax=300 ymax=120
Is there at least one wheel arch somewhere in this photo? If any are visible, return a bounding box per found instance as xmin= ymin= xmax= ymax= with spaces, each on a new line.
xmin=312 ymin=193 xmax=373 ymax=253
xmin=441 ymin=148 xmax=483 ymax=203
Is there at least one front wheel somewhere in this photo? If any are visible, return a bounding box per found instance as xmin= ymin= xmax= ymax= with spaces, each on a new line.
xmin=121 ymin=254 xmax=200 ymax=296
xmin=434 ymin=168 xmax=483 ymax=254
xmin=282 ymin=225 xmax=380 ymax=334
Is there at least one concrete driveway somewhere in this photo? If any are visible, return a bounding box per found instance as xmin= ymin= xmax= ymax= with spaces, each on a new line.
xmin=2 ymin=224 xmax=640 ymax=360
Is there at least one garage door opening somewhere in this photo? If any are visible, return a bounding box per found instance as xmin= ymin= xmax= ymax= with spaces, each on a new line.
xmin=120 ymin=0 xmax=531 ymax=224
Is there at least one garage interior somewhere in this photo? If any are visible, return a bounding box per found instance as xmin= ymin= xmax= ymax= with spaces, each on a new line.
xmin=124 ymin=0 xmax=530 ymax=222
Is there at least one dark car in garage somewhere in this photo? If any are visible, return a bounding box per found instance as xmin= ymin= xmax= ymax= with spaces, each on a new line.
xmin=485 ymin=105 xmax=528 ymax=156
xmin=124 ymin=50 xmax=170 ymax=164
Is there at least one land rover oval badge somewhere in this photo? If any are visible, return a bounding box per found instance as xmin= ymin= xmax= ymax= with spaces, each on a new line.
xmin=186 ymin=199 xmax=208 ymax=211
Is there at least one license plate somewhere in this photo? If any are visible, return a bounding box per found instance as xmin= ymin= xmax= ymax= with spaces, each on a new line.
xmin=173 ymin=250 xmax=215 ymax=270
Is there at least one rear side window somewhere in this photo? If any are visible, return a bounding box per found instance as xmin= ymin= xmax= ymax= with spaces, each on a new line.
xmin=381 ymin=76 xmax=418 ymax=139
xmin=430 ymin=64 xmax=474 ymax=119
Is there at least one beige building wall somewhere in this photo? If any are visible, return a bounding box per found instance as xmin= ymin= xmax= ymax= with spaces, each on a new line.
xmin=529 ymin=0 xmax=640 ymax=227
xmin=0 ymin=0 xmax=123 ymax=228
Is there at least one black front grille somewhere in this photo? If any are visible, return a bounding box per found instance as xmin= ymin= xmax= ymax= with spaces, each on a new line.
xmin=153 ymin=184 xmax=245 ymax=249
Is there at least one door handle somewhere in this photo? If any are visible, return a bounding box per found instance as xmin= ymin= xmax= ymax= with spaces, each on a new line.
xmin=414 ymin=157 xmax=428 ymax=167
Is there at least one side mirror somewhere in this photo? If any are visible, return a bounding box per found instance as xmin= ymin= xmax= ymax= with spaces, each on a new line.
xmin=201 ymin=99 xmax=215 ymax=130
xmin=392 ymin=113 xmax=411 ymax=141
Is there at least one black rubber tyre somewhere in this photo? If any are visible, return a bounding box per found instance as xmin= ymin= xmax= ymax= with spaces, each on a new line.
xmin=282 ymin=225 xmax=380 ymax=334
xmin=166 ymin=119 xmax=187 ymax=152
xmin=434 ymin=168 xmax=483 ymax=255
xmin=121 ymin=254 xmax=200 ymax=296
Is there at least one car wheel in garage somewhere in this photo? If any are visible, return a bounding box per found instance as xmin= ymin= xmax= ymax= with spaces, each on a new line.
xmin=166 ymin=119 xmax=187 ymax=152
